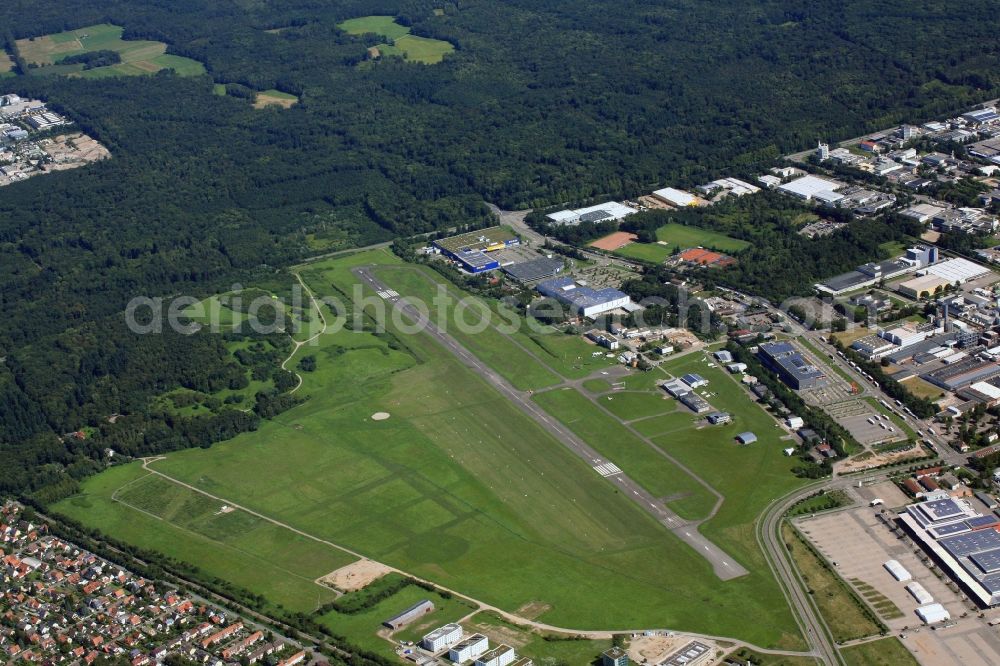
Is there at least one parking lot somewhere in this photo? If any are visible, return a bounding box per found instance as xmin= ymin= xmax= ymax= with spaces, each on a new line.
xmin=825 ymin=399 xmax=904 ymax=445
xmin=797 ymin=500 xmax=1000 ymax=666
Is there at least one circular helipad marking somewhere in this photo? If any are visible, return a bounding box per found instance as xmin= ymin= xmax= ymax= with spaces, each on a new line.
xmin=371 ymin=412 xmax=391 ymax=421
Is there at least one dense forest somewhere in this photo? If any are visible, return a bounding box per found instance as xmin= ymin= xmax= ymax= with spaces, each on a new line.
xmin=2 ymin=0 xmax=1000 ymax=499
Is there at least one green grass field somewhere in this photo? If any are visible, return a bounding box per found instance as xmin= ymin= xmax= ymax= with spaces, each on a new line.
xmin=54 ymin=249 xmax=806 ymax=648
xmin=597 ymin=391 xmax=678 ymax=421
xmin=375 ymin=265 xmax=563 ymax=390
xmin=466 ymin=612 xmax=613 ymax=664
xmin=320 ymin=585 xmax=475 ymax=658
xmin=654 ymin=223 xmax=751 ymax=252
xmin=338 ymin=15 xmax=453 ymax=64
xmin=15 ymin=24 xmax=204 ymax=78
xmin=841 ymin=638 xmax=917 ymax=666
xmin=782 ymin=523 xmax=882 ymax=644
xmin=614 ymin=242 xmax=672 ymax=264
xmin=533 ymin=387 xmax=719 ymax=520
xmin=56 ymin=464 xmax=351 ymax=612
xmin=0 ymin=50 xmax=14 ymax=77
xmin=338 ymin=16 xmax=412 ymax=40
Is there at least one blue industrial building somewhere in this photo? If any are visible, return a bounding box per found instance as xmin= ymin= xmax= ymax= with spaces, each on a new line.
xmin=757 ymin=341 xmax=826 ymax=389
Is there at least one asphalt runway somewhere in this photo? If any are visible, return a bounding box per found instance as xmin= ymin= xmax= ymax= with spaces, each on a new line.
xmin=353 ymin=266 xmax=748 ymax=581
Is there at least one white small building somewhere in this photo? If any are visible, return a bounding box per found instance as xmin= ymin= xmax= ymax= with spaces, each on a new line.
xmin=727 ymin=362 xmax=748 ymax=374
xmin=884 ymin=559 xmax=912 ymax=582
xmin=450 ymin=634 xmax=489 ymax=663
xmin=422 ymin=624 xmax=463 ymax=652
xmin=786 ymin=416 xmax=804 ymax=429
xmin=906 ymin=582 xmax=934 ymax=605
xmin=916 ymin=603 xmax=950 ymax=624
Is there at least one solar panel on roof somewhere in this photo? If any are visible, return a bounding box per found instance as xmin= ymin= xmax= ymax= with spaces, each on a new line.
xmin=970 ymin=549 xmax=1000 ymax=574
xmin=981 ymin=575 xmax=1000 ymax=593
xmin=966 ymin=515 xmax=1000 ymax=529
xmin=941 ymin=529 xmax=1000 ymax=558
xmin=925 ymin=498 xmax=964 ymax=520
xmin=578 ymin=210 xmax=611 ymax=223
xmin=929 ymin=522 xmax=970 ymax=538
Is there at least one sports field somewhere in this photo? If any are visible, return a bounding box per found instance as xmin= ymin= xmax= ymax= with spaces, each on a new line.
xmin=55 ymin=249 xmax=806 ymax=648
xmin=338 ymin=15 xmax=453 ymax=64
xmin=614 ymin=241 xmax=672 ymax=264
xmin=15 ymin=24 xmax=204 ymax=78
xmin=654 ymin=223 xmax=750 ymax=252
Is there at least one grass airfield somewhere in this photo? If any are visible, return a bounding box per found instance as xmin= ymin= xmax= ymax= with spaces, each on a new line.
xmin=55 ymin=249 xmax=807 ymax=649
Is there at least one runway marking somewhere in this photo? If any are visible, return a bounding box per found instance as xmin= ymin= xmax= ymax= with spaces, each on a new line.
xmin=594 ymin=462 xmax=623 ymax=477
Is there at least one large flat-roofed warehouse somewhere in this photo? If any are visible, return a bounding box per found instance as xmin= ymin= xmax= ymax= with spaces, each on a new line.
xmin=545 ymin=201 xmax=637 ymax=225
xmin=652 ymin=187 xmax=699 ymax=207
xmin=922 ymin=356 xmax=1000 ymax=391
xmin=757 ymin=341 xmax=826 ymax=389
xmin=434 ymin=227 xmax=519 ymax=273
xmin=502 ymin=257 xmax=564 ymax=283
xmin=924 ymin=257 xmax=992 ymax=283
xmin=899 ymin=497 xmax=1000 ymax=606
xmin=898 ymin=274 xmax=951 ymax=299
xmin=536 ymin=277 xmax=632 ymax=318
xmin=777 ymin=174 xmax=845 ymax=201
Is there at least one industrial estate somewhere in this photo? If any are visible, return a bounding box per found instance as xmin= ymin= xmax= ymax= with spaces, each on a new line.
xmin=0 ymin=93 xmax=108 ymax=185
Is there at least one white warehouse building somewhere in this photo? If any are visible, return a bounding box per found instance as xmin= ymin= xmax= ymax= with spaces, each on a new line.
xmin=652 ymin=187 xmax=699 ymax=207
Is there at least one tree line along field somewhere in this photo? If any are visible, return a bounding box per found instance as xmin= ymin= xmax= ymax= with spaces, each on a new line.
xmin=338 ymin=15 xmax=454 ymax=64
xmin=0 ymin=50 xmax=14 ymax=77
xmin=14 ymin=23 xmax=204 ymax=78
xmin=54 ymin=249 xmax=806 ymax=649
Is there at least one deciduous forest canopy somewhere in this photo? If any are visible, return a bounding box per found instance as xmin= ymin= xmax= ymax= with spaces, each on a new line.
xmin=1 ymin=0 xmax=999 ymax=497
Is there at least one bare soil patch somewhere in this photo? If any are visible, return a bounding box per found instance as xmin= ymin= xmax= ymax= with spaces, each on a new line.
xmin=318 ymin=559 xmax=392 ymax=592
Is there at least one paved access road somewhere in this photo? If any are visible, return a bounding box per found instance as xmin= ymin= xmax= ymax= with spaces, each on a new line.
xmin=353 ymin=266 xmax=748 ymax=581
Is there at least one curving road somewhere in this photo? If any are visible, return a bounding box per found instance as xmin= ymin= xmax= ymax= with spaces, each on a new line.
xmin=352 ymin=265 xmax=749 ymax=580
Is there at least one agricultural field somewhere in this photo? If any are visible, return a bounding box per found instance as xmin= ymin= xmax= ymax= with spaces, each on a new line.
xmin=338 ymin=15 xmax=454 ymax=64
xmin=655 ymin=223 xmax=751 ymax=252
xmin=54 ymin=249 xmax=806 ymax=648
xmin=15 ymin=24 xmax=204 ymax=78
xmin=254 ymin=89 xmax=299 ymax=109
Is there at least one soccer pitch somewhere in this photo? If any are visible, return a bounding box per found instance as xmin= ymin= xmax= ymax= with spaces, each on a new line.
xmin=54 ymin=249 xmax=805 ymax=648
